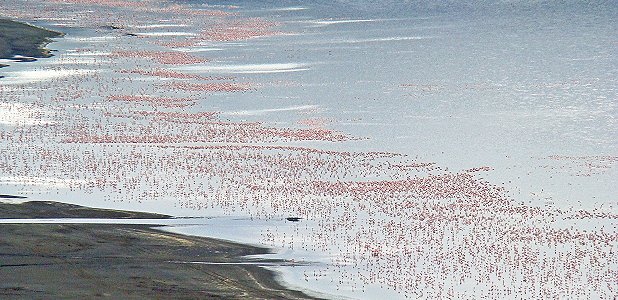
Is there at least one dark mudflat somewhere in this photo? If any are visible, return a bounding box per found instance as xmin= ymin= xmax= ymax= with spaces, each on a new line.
xmin=0 ymin=201 xmax=322 ymax=299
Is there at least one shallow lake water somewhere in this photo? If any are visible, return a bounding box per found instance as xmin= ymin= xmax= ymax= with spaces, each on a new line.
xmin=1 ymin=0 xmax=616 ymax=299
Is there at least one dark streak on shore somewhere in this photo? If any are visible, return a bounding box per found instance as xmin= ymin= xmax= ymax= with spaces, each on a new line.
xmin=0 ymin=194 xmax=27 ymax=199
xmin=0 ymin=200 xmax=170 ymax=219
xmin=0 ymin=201 xmax=322 ymax=299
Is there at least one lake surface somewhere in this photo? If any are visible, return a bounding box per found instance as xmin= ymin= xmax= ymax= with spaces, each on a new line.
xmin=0 ymin=0 xmax=616 ymax=298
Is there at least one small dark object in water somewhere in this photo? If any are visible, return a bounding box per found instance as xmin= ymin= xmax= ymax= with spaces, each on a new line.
xmin=101 ymin=25 xmax=123 ymax=30
xmin=125 ymin=33 xmax=139 ymax=37
xmin=0 ymin=194 xmax=27 ymax=199
xmin=286 ymin=217 xmax=302 ymax=222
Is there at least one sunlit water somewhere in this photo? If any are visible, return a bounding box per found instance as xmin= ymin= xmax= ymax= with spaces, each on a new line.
xmin=1 ymin=0 xmax=616 ymax=299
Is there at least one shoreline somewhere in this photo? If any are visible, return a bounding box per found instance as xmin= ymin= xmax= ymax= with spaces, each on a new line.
xmin=0 ymin=199 xmax=323 ymax=299
xmin=0 ymin=18 xmax=63 ymax=68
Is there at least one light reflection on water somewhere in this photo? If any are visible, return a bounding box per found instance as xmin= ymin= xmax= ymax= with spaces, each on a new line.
xmin=0 ymin=0 xmax=616 ymax=299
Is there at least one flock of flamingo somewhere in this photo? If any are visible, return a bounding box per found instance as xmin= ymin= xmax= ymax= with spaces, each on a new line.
xmin=0 ymin=0 xmax=616 ymax=298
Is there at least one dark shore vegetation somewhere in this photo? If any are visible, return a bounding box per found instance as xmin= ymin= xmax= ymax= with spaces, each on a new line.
xmin=0 ymin=201 xmax=320 ymax=299
xmin=0 ymin=19 xmax=62 ymax=67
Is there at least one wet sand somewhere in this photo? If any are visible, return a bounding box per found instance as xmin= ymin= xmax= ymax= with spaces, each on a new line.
xmin=0 ymin=199 xmax=320 ymax=299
